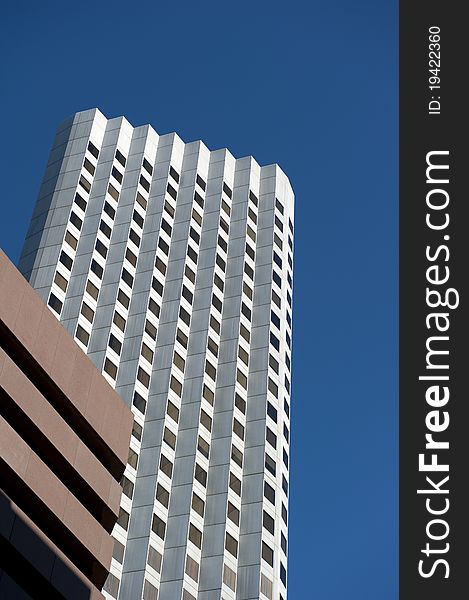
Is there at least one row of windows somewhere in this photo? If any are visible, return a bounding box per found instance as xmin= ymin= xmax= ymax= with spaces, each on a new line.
xmin=48 ymin=145 xmax=100 ymax=316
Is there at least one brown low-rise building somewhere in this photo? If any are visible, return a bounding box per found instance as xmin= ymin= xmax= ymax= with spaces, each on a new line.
xmin=0 ymin=250 xmax=133 ymax=599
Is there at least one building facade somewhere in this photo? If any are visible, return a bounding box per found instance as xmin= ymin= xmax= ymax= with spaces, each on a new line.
xmin=0 ymin=250 xmax=133 ymax=599
xmin=19 ymin=109 xmax=294 ymax=600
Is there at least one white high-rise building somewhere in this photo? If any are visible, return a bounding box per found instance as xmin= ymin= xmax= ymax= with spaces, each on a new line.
xmin=20 ymin=109 xmax=294 ymax=600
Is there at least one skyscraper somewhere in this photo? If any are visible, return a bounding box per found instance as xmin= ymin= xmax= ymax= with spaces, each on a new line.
xmin=19 ymin=109 xmax=294 ymax=600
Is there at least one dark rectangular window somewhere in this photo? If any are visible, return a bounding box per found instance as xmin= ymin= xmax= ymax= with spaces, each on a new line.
xmin=158 ymin=238 xmax=169 ymax=255
xmin=249 ymin=190 xmax=258 ymax=206
xmin=216 ymin=254 xmax=226 ymax=272
xmin=133 ymin=391 xmax=147 ymax=414
xmin=108 ymin=183 xmax=119 ymax=201
xmin=187 ymin=245 xmax=198 ymax=264
xmin=212 ymin=294 xmax=222 ymax=313
xmin=115 ymin=149 xmax=126 ymax=167
xmin=229 ymin=472 xmax=241 ymax=496
xmin=152 ymin=515 xmax=166 ymax=540
xmin=266 ymin=427 xmax=277 ymax=449
xmin=190 ymin=227 xmax=200 ymax=245
xmin=109 ymin=333 xmax=122 ymax=355
xmin=267 ymin=401 xmax=278 ymax=423
xmin=99 ymin=219 xmax=112 ymax=238
xmin=219 ymin=217 xmax=229 ymax=234
xmin=192 ymin=493 xmax=205 ymax=517
xmin=75 ymin=324 xmax=89 ymax=346
xmin=223 ymin=182 xmax=232 ymax=198
xmin=132 ymin=421 xmax=143 ymax=441
xmin=87 ymin=141 xmax=99 ymax=159
xmin=129 ymin=229 xmax=141 ymax=247
xmin=104 ymin=358 xmax=117 ymax=379
xmin=155 ymin=256 xmax=166 ymax=275
xmin=69 ymin=212 xmax=82 ymax=231
xmin=265 ymin=454 xmax=276 ymax=476
xmin=182 ymin=285 xmax=193 ymax=304
xmin=147 ymin=546 xmax=162 ymax=573
xmin=117 ymin=288 xmax=130 ymax=308
xmin=189 ymin=524 xmax=202 ymax=548
xmin=54 ymin=272 xmax=68 ymax=292
xmin=225 ymin=533 xmax=238 ymax=557
xmin=179 ymin=306 xmax=191 ymax=326
xmin=160 ymin=454 xmax=173 ymax=478
xmin=270 ymin=332 xmax=280 ymax=351
xmin=241 ymin=303 xmax=251 ymax=321
xmin=145 ymin=320 xmax=157 ymax=340
xmin=136 ymin=191 xmax=147 ymax=210
xmin=140 ymin=175 xmax=150 ymax=192
xmin=143 ymin=158 xmax=153 ymax=175
xmin=176 ymin=328 xmax=188 ymax=348
xmin=262 ymin=541 xmax=274 ymax=566
xmin=125 ymin=248 xmax=137 ymax=267
xmin=231 ymin=445 xmax=243 ymax=467
xmin=235 ymin=393 xmax=246 ymax=414
xmin=196 ymin=174 xmax=206 ymax=190
xmin=195 ymin=463 xmax=207 ymax=487
xmin=274 ymin=232 xmax=283 ymax=250
xmin=90 ymin=259 xmax=103 ymax=279
xmin=121 ymin=476 xmax=134 ymax=499
xmin=141 ymin=342 xmax=154 ymax=364
xmin=117 ymin=507 xmax=129 ymax=531
xmin=275 ymin=198 xmax=284 ymax=214
xmin=264 ymin=481 xmax=275 ymax=504
xmin=133 ymin=209 xmax=144 ymax=229
xmin=121 ymin=268 xmax=134 ymax=288
xmin=185 ymin=265 xmax=195 ymax=283
xmin=271 ymin=311 xmax=280 ymax=329
xmin=156 ymin=483 xmax=169 ymax=508
xmin=95 ymin=239 xmax=108 ymax=259
xmin=74 ymin=192 xmax=87 ymax=211
xmin=244 ymin=262 xmax=254 ymax=280
xmin=221 ymin=199 xmax=231 ymax=216
xmin=113 ymin=311 xmax=126 ymax=332
xmin=192 ymin=208 xmax=202 ymax=226
xmin=169 ymin=166 xmax=179 ymax=182
xmin=194 ymin=191 xmax=204 ymax=208
xmin=152 ymin=276 xmax=163 ymax=296
xmin=164 ymin=200 xmax=175 ymax=218
xmin=273 ymin=270 xmax=281 ymax=288
xmin=65 ymin=230 xmax=78 ymax=250
xmin=161 ymin=219 xmax=172 ymax=236
xmin=263 ymin=510 xmax=275 ymax=534
xmin=167 ymin=183 xmax=177 ymax=200
xmin=84 ymin=157 xmax=95 ymax=176
xmin=59 ymin=250 xmax=73 ymax=271
xmin=217 ymin=235 xmax=227 ymax=253
xmin=148 ymin=298 xmax=160 ymax=317
xmin=79 ymin=175 xmax=91 ymax=193
xmin=104 ymin=201 xmax=116 ymax=219
xmin=112 ymin=166 xmax=123 ymax=184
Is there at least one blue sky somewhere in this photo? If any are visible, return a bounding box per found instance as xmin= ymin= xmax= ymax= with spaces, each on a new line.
xmin=1 ymin=1 xmax=398 ymax=598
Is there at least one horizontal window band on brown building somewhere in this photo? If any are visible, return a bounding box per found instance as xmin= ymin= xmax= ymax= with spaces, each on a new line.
xmin=0 ymin=319 xmax=126 ymax=481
